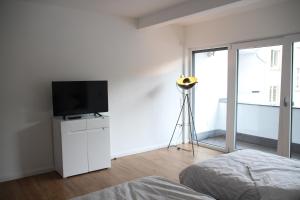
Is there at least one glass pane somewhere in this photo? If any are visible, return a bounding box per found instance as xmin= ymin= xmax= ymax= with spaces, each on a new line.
xmin=236 ymin=45 xmax=282 ymax=154
xmin=194 ymin=49 xmax=228 ymax=148
xmin=291 ymin=42 xmax=300 ymax=159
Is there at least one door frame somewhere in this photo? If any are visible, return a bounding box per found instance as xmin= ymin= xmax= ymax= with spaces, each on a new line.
xmin=278 ymin=34 xmax=300 ymax=157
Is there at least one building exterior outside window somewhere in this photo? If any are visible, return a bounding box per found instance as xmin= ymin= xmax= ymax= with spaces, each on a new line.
xmin=238 ymin=46 xmax=282 ymax=106
xmin=271 ymin=49 xmax=281 ymax=70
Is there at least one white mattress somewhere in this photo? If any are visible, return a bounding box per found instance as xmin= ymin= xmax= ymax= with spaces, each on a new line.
xmin=71 ymin=176 xmax=215 ymax=200
xmin=179 ymin=149 xmax=300 ymax=200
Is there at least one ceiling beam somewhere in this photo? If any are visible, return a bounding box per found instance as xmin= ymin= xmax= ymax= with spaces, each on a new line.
xmin=137 ymin=0 xmax=242 ymax=29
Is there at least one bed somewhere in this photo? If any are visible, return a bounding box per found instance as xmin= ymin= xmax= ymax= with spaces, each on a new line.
xmin=71 ymin=176 xmax=215 ymax=200
xmin=179 ymin=149 xmax=300 ymax=200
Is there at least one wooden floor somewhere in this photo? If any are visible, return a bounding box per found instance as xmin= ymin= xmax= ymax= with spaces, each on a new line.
xmin=0 ymin=144 xmax=222 ymax=200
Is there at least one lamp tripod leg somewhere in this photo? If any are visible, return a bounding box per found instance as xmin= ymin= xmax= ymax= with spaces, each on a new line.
xmin=185 ymin=94 xmax=195 ymax=157
xmin=188 ymin=103 xmax=195 ymax=156
xmin=187 ymin=94 xmax=199 ymax=147
xmin=168 ymin=94 xmax=187 ymax=149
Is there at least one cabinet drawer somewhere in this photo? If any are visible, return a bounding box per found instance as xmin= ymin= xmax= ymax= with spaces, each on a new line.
xmin=87 ymin=117 xmax=109 ymax=129
xmin=62 ymin=119 xmax=86 ymax=132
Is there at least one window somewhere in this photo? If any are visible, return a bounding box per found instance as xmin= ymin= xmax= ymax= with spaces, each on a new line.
xmin=271 ymin=49 xmax=280 ymax=69
xmin=269 ymin=85 xmax=279 ymax=105
xmin=296 ymin=68 xmax=300 ymax=91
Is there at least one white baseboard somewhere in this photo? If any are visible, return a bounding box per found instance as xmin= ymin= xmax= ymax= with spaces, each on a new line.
xmin=0 ymin=166 xmax=54 ymax=183
xmin=111 ymin=143 xmax=168 ymax=158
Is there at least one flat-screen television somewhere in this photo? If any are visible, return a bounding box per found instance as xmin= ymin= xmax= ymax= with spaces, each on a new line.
xmin=52 ymin=81 xmax=108 ymax=117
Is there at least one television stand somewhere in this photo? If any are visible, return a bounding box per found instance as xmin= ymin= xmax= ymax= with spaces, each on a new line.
xmin=52 ymin=115 xmax=111 ymax=178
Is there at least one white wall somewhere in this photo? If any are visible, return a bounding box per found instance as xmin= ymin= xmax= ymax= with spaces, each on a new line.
xmin=185 ymin=0 xmax=300 ymax=48
xmin=0 ymin=1 xmax=183 ymax=181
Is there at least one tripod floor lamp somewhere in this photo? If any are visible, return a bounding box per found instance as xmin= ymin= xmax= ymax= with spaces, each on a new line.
xmin=167 ymin=75 xmax=199 ymax=156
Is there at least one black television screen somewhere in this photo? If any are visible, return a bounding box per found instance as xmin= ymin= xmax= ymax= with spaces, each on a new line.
xmin=52 ymin=81 xmax=108 ymax=116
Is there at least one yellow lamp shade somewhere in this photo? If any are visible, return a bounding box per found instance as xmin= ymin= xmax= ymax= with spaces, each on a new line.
xmin=176 ymin=76 xmax=198 ymax=90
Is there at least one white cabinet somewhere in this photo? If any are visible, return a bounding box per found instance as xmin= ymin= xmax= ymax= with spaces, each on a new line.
xmin=53 ymin=116 xmax=111 ymax=178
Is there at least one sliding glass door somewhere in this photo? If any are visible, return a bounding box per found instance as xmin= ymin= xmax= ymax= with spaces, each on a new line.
xmin=191 ymin=34 xmax=300 ymax=157
xmin=236 ymin=45 xmax=282 ymax=154
xmin=192 ymin=48 xmax=228 ymax=150
xmin=291 ymin=41 xmax=300 ymax=159
xmin=232 ymin=35 xmax=300 ymax=157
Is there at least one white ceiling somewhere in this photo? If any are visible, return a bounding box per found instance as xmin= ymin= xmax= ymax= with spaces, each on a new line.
xmin=22 ymin=0 xmax=190 ymax=18
xmin=22 ymin=0 xmax=291 ymax=27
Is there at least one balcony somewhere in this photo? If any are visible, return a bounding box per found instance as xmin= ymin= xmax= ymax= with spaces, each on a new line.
xmin=195 ymin=101 xmax=300 ymax=159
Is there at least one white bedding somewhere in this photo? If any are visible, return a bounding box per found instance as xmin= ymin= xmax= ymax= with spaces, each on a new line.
xmin=179 ymin=149 xmax=300 ymax=200
xmin=71 ymin=176 xmax=215 ymax=200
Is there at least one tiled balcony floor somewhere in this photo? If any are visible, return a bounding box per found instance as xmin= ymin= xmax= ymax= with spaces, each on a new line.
xmin=198 ymin=134 xmax=300 ymax=160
